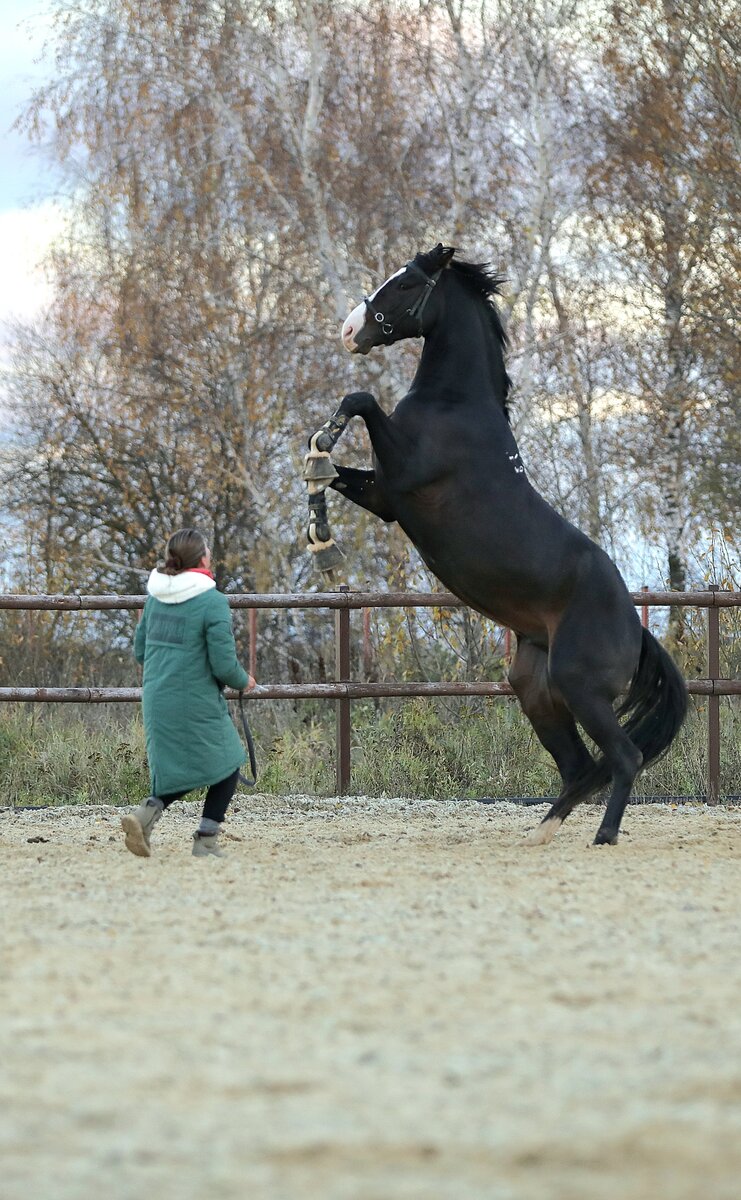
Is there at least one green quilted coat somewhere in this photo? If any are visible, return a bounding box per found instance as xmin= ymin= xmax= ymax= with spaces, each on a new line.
xmin=134 ymin=573 xmax=248 ymax=795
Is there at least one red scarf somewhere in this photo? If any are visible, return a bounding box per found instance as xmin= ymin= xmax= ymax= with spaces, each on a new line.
xmin=187 ymin=568 xmax=215 ymax=579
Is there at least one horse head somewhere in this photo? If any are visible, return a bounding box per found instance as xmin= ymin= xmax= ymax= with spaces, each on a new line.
xmin=341 ymin=243 xmax=456 ymax=354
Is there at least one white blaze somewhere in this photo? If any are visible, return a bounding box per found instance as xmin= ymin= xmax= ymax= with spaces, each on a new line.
xmin=340 ymin=266 xmax=407 ymax=352
xmin=366 ymin=265 xmax=406 ymax=303
xmin=341 ymin=301 xmax=366 ymax=352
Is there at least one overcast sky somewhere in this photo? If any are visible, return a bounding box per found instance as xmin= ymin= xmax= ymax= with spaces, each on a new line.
xmin=0 ymin=0 xmax=62 ymax=334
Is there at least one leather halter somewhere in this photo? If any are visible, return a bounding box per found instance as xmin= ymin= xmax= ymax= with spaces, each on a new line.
xmin=363 ymin=262 xmax=442 ymax=336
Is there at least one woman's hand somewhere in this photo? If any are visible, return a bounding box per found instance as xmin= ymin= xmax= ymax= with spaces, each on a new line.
xmin=246 ymin=674 xmax=257 ymax=691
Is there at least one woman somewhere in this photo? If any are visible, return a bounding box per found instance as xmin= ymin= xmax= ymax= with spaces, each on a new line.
xmin=122 ymin=528 xmax=255 ymax=859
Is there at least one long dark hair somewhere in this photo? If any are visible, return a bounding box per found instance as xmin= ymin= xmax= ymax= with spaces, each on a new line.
xmin=162 ymin=528 xmax=207 ymax=575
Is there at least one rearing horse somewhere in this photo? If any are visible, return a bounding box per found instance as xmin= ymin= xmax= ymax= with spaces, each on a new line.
xmin=305 ymin=243 xmax=687 ymax=845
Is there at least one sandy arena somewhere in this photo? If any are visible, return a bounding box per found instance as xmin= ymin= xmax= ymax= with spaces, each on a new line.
xmin=1 ymin=794 xmax=741 ymax=1200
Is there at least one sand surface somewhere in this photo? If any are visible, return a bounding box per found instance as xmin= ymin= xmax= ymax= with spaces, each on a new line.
xmin=1 ymin=794 xmax=741 ymax=1200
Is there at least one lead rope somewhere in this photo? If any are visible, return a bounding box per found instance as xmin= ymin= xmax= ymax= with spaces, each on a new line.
xmin=236 ymin=690 xmax=258 ymax=788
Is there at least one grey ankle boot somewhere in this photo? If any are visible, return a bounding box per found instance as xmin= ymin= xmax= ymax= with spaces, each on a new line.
xmin=192 ymin=831 xmax=225 ymax=858
xmin=121 ymin=798 xmax=163 ymax=858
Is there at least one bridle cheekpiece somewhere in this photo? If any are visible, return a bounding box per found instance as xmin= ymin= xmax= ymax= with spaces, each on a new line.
xmin=363 ymin=261 xmax=442 ymax=337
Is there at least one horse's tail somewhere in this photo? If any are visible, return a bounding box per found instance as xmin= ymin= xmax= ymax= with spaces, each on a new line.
xmin=616 ymin=627 xmax=688 ymax=766
xmin=560 ymin=627 xmax=688 ymax=804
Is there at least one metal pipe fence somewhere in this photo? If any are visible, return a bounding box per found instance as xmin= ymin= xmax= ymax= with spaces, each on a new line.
xmin=1 ymin=588 xmax=739 ymax=799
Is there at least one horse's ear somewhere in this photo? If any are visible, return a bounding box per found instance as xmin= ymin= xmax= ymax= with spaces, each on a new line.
xmin=433 ymin=244 xmax=456 ymax=268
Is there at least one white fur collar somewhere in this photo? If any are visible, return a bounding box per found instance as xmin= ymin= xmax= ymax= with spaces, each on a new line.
xmin=147 ymin=568 xmax=217 ymax=604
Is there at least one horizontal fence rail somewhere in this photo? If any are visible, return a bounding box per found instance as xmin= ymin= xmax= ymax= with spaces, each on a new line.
xmin=1 ymin=588 xmax=739 ymax=800
xmin=1 ymin=589 xmax=740 ymax=610
xmin=1 ymin=680 xmax=739 ymax=703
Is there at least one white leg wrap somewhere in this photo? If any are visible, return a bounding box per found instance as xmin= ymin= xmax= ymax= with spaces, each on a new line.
xmin=526 ymin=816 xmax=562 ymax=846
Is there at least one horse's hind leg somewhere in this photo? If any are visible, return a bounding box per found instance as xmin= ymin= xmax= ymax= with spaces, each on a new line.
xmin=549 ymin=664 xmax=643 ymax=846
xmin=508 ymin=638 xmax=595 ymax=845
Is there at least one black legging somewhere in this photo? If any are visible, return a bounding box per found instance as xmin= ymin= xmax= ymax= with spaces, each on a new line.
xmin=157 ymin=768 xmax=240 ymax=824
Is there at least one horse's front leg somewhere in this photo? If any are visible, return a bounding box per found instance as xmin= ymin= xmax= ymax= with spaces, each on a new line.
xmin=305 ymin=487 xmax=345 ymax=572
xmin=303 ymin=402 xmax=357 ymax=573
xmin=335 ymin=391 xmax=412 ymax=477
xmin=307 ymin=392 xmax=410 ymax=473
xmin=303 ymin=392 xmax=406 ymax=573
xmin=304 ymin=410 xmax=353 ymax=484
xmin=330 ymin=466 xmax=396 ymax=523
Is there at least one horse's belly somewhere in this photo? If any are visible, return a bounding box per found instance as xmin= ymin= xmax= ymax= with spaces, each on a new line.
xmin=397 ymin=516 xmax=551 ymax=638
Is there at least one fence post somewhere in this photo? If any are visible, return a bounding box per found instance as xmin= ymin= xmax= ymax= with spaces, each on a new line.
xmin=707 ymin=584 xmax=720 ymax=805
xmin=248 ymin=608 xmax=257 ymax=680
xmin=362 ymin=606 xmax=372 ymax=680
xmin=335 ymin=586 xmax=352 ymax=795
xmin=641 ymin=585 xmax=649 ymax=629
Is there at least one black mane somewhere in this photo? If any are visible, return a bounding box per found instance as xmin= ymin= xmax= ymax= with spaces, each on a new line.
xmin=448 ymin=259 xmax=509 ymax=350
xmin=445 ymin=258 xmax=511 ymax=408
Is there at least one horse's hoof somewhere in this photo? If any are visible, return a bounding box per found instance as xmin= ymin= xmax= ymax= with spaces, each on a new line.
xmin=309 ymin=541 xmax=345 ymax=572
xmin=526 ymin=817 xmax=562 ymax=846
xmin=303 ymin=452 xmax=338 ymax=484
xmin=593 ymin=829 xmax=619 ymax=846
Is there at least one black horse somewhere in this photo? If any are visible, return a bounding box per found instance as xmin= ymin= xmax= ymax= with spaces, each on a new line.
xmin=305 ymin=243 xmax=687 ymax=845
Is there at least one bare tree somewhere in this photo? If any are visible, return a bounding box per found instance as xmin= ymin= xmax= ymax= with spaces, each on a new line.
xmin=590 ymin=0 xmax=740 ymax=632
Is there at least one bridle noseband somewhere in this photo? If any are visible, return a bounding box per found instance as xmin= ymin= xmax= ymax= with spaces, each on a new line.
xmin=363 ymin=262 xmax=442 ymax=337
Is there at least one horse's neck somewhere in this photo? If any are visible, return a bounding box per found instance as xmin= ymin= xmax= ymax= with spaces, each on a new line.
xmin=415 ymin=286 xmax=508 ymax=411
